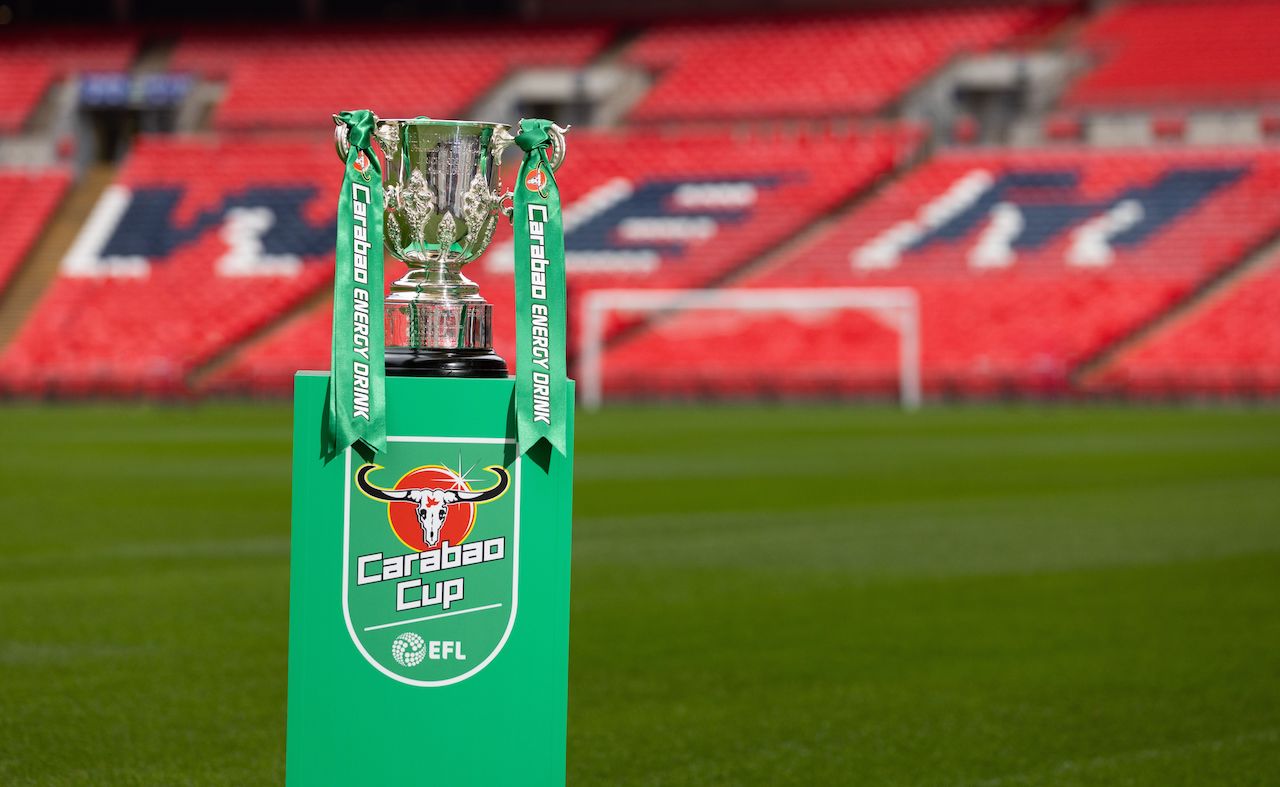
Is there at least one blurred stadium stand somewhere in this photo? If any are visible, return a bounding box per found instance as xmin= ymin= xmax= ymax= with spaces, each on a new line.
xmin=0 ymin=0 xmax=1278 ymax=401
xmin=0 ymin=137 xmax=334 ymax=396
xmin=1065 ymin=0 xmax=1280 ymax=108
xmin=1089 ymin=251 xmax=1280 ymax=397
xmin=613 ymin=146 xmax=1280 ymax=398
xmin=0 ymin=171 xmax=68 ymax=293
xmin=623 ymin=7 xmax=1065 ymax=120
xmin=203 ymin=125 xmax=914 ymax=394
xmin=0 ymin=29 xmax=139 ymax=132
xmin=170 ymin=26 xmax=612 ymax=130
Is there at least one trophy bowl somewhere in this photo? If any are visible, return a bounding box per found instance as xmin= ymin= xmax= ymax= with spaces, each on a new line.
xmin=333 ymin=115 xmax=566 ymax=377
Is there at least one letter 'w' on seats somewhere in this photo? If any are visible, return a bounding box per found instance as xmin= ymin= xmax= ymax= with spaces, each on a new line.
xmin=852 ymin=169 xmax=995 ymax=271
xmin=61 ymin=185 xmax=149 ymax=278
xmin=1067 ymin=199 xmax=1145 ymax=267
xmin=968 ymin=202 xmax=1024 ymax=269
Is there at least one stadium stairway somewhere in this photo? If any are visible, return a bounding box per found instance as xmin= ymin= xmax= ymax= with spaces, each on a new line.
xmin=1092 ymin=254 xmax=1280 ymax=396
xmin=1076 ymin=227 xmax=1280 ymax=391
xmin=0 ymin=136 xmax=339 ymax=397
xmin=0 ymin=164 xmax=115 ymax=349
xmin=186 ymin=278 xmax=335 ymax=391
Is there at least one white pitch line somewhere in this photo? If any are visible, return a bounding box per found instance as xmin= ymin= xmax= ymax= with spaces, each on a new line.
xmin=362 ymin=603 xmax=503 ymax=632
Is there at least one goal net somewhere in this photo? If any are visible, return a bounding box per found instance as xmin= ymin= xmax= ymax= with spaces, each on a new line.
xmin=578 ymin=287 xmax=921 ymax=410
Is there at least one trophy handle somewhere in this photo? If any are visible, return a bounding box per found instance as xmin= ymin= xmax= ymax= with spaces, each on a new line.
xmin=498 ymin=121 xmax=569 ymax=220
xmin=333 ymin=119 xmax=350 ymax=161
xmin=332 ymin=113 xmax=392 ymax=162
xmin=332 ymin=115 xmax=356 ymax=162
xmin=494 ymin=121 xmax=569 ymax=172
xmin=534 ymin=121 xmax=570 ymax=172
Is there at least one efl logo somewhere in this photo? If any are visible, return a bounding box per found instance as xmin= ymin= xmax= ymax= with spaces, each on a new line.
xmin=525 ymin=167 xmax=548 ymax=193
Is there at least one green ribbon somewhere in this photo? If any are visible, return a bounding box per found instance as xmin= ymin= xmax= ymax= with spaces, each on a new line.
xmin=323 ymin=109 xmax=386 ymax=462
xmin=513 ymin=119 xmax=568 ymax=457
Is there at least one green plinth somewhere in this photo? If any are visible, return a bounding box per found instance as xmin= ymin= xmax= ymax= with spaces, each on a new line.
xmin=285 ymin=372 xmax=575 ymax=786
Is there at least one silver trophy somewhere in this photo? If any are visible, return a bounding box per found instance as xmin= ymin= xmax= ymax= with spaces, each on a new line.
xmin=333 ymin=116 xmax=567 ymax=377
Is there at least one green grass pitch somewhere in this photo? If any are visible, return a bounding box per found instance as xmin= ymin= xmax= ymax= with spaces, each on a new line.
xmin=1 ymin=403 xmax=1278 ymax=785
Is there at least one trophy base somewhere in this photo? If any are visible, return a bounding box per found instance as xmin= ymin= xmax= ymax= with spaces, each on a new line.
xmin=384 ymin=348 xmax=509 ymax=379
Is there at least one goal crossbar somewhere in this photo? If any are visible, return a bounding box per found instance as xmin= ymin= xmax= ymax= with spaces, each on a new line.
xmin=578 ymin=287 xmax=921 ymax=410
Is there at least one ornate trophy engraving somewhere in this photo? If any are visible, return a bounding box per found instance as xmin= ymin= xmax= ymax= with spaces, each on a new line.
xmin=333 ymin=116 xmax=567 ymax=377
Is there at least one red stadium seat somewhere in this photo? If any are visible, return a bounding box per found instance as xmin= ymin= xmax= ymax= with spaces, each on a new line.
xmin=1065 ymin=0 xmax=1280 ymax=108
xmin=0 ymin=30 xmax=138 ymax=131
xmin=624 ymin=8 xmax=1066 ymax=121
xmin=0 ymin=137 xmax=335 ymax=397
xmin=1093 ymin=253 xmax=1280 ymax=396
xmin=0 ymin=170 xmax=69 ymax=294
xmin=203 ymin=126 xmax=912 ymax=394
xmin=5 ymin=7 xmax=1280 ymax=402
xmin=168 ymin=26 xmax=611 ymax=131
xmin=1045 ymin=113 xmax=1083 ymax=142
xmin=600 ymin=146 xmax=1280 ymax=397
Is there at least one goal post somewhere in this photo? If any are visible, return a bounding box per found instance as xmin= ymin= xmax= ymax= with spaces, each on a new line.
xmin=578 ymin=287 xmax=922 ymax=410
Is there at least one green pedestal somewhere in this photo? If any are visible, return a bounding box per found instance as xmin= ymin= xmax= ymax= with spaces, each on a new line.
xmin=285 ymin=373 xmax=575 ymax=786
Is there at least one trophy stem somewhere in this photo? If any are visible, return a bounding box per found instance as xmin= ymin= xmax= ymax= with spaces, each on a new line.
xmin=384 ymin=347 xmax=509 ymax=378
xmin=383 ymin=265 xmax=508 ymax=378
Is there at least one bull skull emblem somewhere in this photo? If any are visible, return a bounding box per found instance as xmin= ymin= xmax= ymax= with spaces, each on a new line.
xmin=356 ymin=464 xmax=509 ymax=547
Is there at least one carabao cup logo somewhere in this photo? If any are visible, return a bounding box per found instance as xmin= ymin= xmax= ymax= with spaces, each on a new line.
xmin=343 ymin=438 xmax=519 ymax=686
xmin=357 ymin=464 xmax=508 ymax=550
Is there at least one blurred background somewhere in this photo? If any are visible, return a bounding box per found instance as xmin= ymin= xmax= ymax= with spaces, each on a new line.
xmin=1 ymin=0 xmax=1278 ymax=399
xmin=0 ymin=1 xmax=1278 ymax=785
